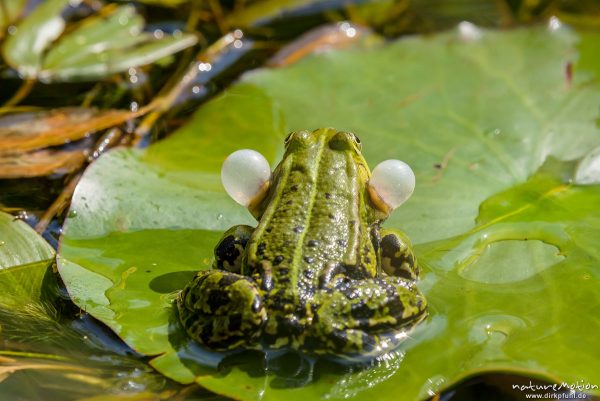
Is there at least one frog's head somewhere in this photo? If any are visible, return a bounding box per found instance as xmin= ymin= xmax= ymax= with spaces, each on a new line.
xmin=221 ymin=128 xmax=415 ymax=220
xmin=283 ymin=128 xmax=363 ymax=156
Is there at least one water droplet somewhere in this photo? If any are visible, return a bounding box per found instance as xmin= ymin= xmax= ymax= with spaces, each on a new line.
xmin=468 ymin=314 xmax=526 ymax=346
xmin=233 ymin=29 xmax=244 ymax=39
xmin=153 ymin=29 xmax=164 ymax=39
xmin=216 ymin=213 xmax=223 ymax=221
xmin=487 ymin=128 xmax=501 ymax=137
xmin=457 ymin=21 xmax=482 ymax=41
xmin=421 ymin=375 xmax=447 ymax=397
xmin=68 ymin=210 xmax=78 ymax=218
xmin=198 ymin=62 xmax=212 ymax=72
xmin=548 ymin=16 xmax=562 ymax=31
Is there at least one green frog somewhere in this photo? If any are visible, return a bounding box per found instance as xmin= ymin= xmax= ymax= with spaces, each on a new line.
xmin=177 ymin=128 xmax=427 ymax=359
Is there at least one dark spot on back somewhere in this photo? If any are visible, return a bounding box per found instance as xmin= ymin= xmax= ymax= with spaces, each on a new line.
xmin=229 ymin=313 xmax=242 ymax=331
xmin=293 ymin=226 xmax=303 ymax=233
xmin=219 ymin=274 xmax=241 ymax=286
xmin=273 ymin=255 xmax=284 ymax=265
xmin=351 ymin=301 xmax=374 ymax=320
xmin=304 ymin=256 xmax=314 ymax=264
xmin=207 ymin=289 xmax=230 ymax=311
xmin=325 ymin=193 xmax=332 ymax=199
xmin=307 ymin=239 xmax=319 ymax=247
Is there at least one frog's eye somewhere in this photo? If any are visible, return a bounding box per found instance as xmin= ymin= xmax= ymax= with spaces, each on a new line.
xmin=222 ymin=150 xmax=271 ymax=207
xmin=368 ymin=160 xmax=415 ymax=213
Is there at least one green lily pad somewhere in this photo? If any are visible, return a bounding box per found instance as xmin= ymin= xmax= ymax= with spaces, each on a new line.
xmin=0 ymin=215 xmax=174 ymax=400
xmin=0 ymin=211 xmax=54 ymax=307
xmin=1 ymin=0 xmax=197 ymax=82
xmin=58 ymin=26 xmax=600 ymax=401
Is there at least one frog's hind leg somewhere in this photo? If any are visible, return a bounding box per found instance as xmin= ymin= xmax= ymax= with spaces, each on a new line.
xmin=378 ymin=228 xmax=419 ymax=281
xmin=177 ymin=270 xmax=266 ymax=350
xmin=309 ymin=277 xmax=426 ymax=357
xmin=213 ymin=225 xmax=254 ymax=273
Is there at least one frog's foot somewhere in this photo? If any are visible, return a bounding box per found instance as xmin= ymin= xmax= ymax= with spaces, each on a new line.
xmin=307 ymin=277 xmax=427 ymax=357
xmin=177 ymin=270 xmax=266 ymax=350
xmin=213 ymin=225 xmax=254 ymax=273
xmin=379 ymin=228 xmax=418 ymax=281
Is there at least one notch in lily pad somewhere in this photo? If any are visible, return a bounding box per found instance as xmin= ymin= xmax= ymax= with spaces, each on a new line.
xmin=2 ymin=0 xmax=197 ymax=82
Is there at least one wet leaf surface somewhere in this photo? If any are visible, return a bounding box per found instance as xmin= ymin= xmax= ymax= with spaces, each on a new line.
xmin=0 ymin=211 xmax=54 ymax=275
xmin=58 ymin=27 xmax=600 ymax=401
xmin=2 ymin=0 xmax=197 ymax=82
xmin=0 ymin=212 xmax=179 ymax=399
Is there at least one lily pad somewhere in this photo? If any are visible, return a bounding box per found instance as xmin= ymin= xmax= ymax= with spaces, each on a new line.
xmin=0 ymin=211 xmax=54 ymax=307
xmin=2 ymin=0 xmax=197 ymax=82
xmin=58 ymin=26 xmax=600 ymax=401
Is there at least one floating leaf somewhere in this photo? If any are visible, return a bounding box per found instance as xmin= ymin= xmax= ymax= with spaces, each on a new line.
xmin=0 ymin=211 xmax=176 ymax=400
xmin=58 ymin=27 xmax=600 ymax=401
xmin=0 ymin=211 xmax=54 ymax=270
xmin=2 ymin=0 xmax=197 ymax=82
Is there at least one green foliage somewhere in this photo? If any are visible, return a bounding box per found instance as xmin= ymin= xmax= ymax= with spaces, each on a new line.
xmin=57 ymin=27 xmax=600 ymax=401
xmin=1 ymin=0 xmax=197 ymax=82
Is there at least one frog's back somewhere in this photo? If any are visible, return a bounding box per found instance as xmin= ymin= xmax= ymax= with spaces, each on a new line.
xmin=244 ymin=129 xmax=379 ymax=311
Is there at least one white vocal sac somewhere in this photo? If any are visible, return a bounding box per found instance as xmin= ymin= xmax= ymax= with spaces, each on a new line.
xmin=221 ymin=149 xmax=271 ymax=206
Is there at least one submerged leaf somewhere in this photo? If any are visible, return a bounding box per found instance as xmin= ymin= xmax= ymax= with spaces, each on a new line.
xmin=0 ymin=107 xmax=144 ymax=152
xmin=0 ymin=149 xmax=86 ymax=178
xmin=2 ymin=1 xmax=197 ymax=82
xmin=58 ymin=27 xmax=600 ymax=401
